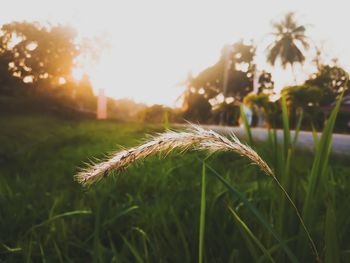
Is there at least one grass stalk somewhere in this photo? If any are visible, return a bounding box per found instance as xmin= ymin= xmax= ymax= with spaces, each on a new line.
xmin=281 ymin=95 xmax=291 ymax=160
xmin=240 ymin=104 xmax=253 ymax=145
xmin=198 ymin=163 xmax=206 ymax=263
xmin=299 ymin=93 xmax=343 ymax=260
xmin=75 ymin=125 xmax=273 ymax=186
xmin=228 ymin=206 xmax=275 ymax=263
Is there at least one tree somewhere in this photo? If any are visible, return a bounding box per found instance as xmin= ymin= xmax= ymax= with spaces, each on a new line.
xmin=182 ymin=91 xmax=212 ymax=123
xmin=182 ymin=40 xmax=256 ymax=124
xmin=0 ymin=49 xmax=23 ymax=95
xmin=305 ymin=65 xmax=349 ymax=105
xmin=0 ymin=21 xmax=103 ymax=112
xmin=211 ymin=101 xmax=241 ymax=125
xmin=243 ymin=92 xmax=276 ymax=127
xmin=244 ymin=92 xmax=270 ymax=109
xmin=267 ymin=12 xmax=309 ymax=81
xmin=257 ymin=71 xmax=274 ymax=94
xmin=0 ymin=21 xmax=79 ymax=96
xmin=281 ymin=84 xmax=325 ymax=129
xmin=281 ymin=85 xmax=322 ymax=110
xmin=190 ymin=40 xmax=256 ymax=101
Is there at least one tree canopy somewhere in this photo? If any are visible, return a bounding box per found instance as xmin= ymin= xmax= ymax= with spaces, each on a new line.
xmin=0 ymin=21 xmax=97 ymax=111
xmin=189 ymin=40 xmax=256 ymax=101
xmin=257 ymin=71 xmax=274 ymax=94
xmin=267 ymin=12 xmax=309 ymax=70
xmin=281 ymin=84 xmax=322 ymax=109
xmin=0 ymin=22 xmax=79 ymax=89
xmin=305 ymin=65 xmax=349 ymax=105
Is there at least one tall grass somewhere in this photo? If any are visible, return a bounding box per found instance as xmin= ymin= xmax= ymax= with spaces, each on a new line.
xmin=203 ymin=161 xmax=300 ymax=263
xmin=75 ymin=119 xmax=322 ymax=261
xmin=298 ymin=93 xmax=344 ymax=261
xmin=1 ymin=95 xmax=347 ymax=262
xmin=241 ymin=99 xmax=318 ymax=261
xmin=77 ymin=94 xmax=344 ymax=262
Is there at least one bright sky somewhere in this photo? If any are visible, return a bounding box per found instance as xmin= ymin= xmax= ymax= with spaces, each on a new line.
xmin=2 ymin=0 xmax=350 ymax=106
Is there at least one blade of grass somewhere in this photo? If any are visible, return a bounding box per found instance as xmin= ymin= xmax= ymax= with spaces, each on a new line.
xmin=26 ymin=234 xmax=33 ymax=263
xmin=108 ymin=232 xmax=121 ymax=263
xmin=28 ymin=210 xmax=91 ymax=233
xmin=202 ymin=160 xmax=299 ymax=263
xmin=324 ymin=169 xmax=339 ymax=263
xmin=93 ymin=208 xmax=101 ymax=263
xmin=240 ymin=104 xmax=253 ymax=145
xmin=325 ymin=199 xmax=339 ymax=263
xmin=257 ymin=236 xmax=299 ymax=263
xmin=122 ymin=236 xmax=144 ymax=263
xmin=132 ymin=227 xmax=149 ymax=262
xmin=198 ymin=163 xmax=206 ymax=263
xmin=311 ymin=124 xmax=319 ymax=150
xmin=228 ymin=206 xmax=275 ymax=263
xmin=102 ymin=205 xmax=139 ymax=227
xmin=300 ymin=93 xmax=343 ymax=260
xmin=83 ymin=205 xmax=139 ymax=245
xmin=303 ymin=93 xmax=343 ymax=224
xmin=171 ymin=207 xmax=191 ymax=263
xmin=292 ymin=110 xmax=304 ymax=149
xmin=53 ymin=240 xmax=64 ymax=263
xmin=1 ymin=243 xmax=22 ymax=253
xmin=281 ymin=95 xmax=291 ymax=159
xmin=281 ymin=96 xmax=319 ymax=261
xmin=277 ymin=148 xmax=292 ymax=239
xmin=39 ymin=242 xmax=46 ymax=263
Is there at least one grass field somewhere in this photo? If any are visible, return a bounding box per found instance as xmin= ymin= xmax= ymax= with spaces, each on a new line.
xmin=1 ymin=110 xmax=350 ymax=262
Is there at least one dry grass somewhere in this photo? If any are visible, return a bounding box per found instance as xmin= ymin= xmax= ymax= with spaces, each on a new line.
xmin=75 ymin=125 xmax=273 ymax=186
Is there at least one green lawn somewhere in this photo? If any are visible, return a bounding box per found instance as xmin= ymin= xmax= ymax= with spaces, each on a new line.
xmin=1 ymin=111 xmax=350 ymax=262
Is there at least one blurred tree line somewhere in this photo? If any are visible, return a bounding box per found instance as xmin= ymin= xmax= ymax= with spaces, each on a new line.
xmin=1 ymin=16 xmax=349 ymax=130
xmin=0 ymin=21 xmax=96 ymax=116
xmin=181 ymin=12 xmax=350 ymax=131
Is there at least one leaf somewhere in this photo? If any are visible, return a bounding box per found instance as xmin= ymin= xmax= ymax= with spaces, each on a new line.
xmin=240 ymin=104 xmax=253 ymax=145
xmin=122 ymin=236 xmax=144 ymax=263
xmin=229 ymin=206 xmax=275 ymax=263
xmin=325 ymin=200 xmax=339 ymax=263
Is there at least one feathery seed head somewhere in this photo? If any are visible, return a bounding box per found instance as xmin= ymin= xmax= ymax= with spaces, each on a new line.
xmin=75 ymin=125 xmax=273 ymax=186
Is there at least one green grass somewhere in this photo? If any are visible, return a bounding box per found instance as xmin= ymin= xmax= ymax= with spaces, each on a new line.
xmin=1 ymin=108 xmax=350 ymax=262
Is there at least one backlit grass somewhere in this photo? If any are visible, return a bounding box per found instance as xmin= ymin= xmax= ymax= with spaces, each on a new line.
xmin=1 ymin=111 xmax=350 ymax=262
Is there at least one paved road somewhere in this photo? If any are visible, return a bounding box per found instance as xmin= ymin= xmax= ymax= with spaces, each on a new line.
xmin=199 ymin=125 xmax=350 ymax=157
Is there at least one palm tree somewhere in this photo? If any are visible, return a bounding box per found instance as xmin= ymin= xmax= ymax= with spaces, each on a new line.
xmin=267 ymin=12 xmax=309 ymax=82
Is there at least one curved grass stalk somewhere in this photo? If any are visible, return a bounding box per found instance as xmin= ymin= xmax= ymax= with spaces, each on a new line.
xmin=75 ymin=124 xmax=319 ymax=261
xmin=75 ymin=125 xmax=273 ymax=185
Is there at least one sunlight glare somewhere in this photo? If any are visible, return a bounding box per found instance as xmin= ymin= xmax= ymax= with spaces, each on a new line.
xmin=2 ymin=0 xmax=350 ymax=105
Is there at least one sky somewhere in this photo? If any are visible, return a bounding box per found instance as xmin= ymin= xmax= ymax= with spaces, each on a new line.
xmin=1 ymin=0 xmax=350 ymax=106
